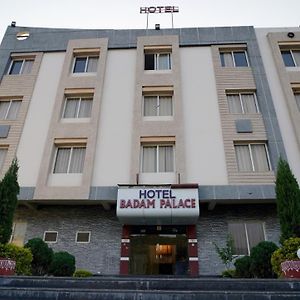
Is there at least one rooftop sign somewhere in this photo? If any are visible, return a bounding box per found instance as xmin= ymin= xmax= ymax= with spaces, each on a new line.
xmin=140 ymin=6 xmax=179 ymax=14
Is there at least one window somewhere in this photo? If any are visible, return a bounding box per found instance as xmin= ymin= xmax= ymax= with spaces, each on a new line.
xmin=76 ymin=231 xmax=91 ymax=243
xmin=235 ymin=143 xmax=271 ymax=172
xmin=294 ymin=93 xmax=300 ymax=111
xmin=228 ymin=222 xmax=265 ymax=255
xmin=10 ymin=222 xmax=27 ymax=246
xmin=227 ymin=93 xmax=259 ymax=114
xmin=0 ymin=100 xmax=21 ymax=120
xmin=0 ymin=148 xmax=7 ymax=170
xmin=62 ymin=97 xmax=92 ymax=118
xmin=141 ymin=145 xmax=174 ymax=173
xmin=145 ymin=53 xmax=171 ymax=70
xmin=43 ymin=231 xmax=58 ymax=243
xmin=281 ymin=50 xmax=300 ymax=67
xmin=220 ymin=51 xmax=249 ymax=67
xmin=53 ymin=146 xmax=86 ymax=174
xmin=144 ymin=95 xmax=173 ymax=116
xmin=73 ymin=56 xmax=98 ymax=73
xmin=8 ymin=59 xmax=33 ymax=75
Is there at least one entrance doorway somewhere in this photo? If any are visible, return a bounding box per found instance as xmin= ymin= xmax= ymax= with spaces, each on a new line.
xmin=130 ymin=234 xmax=188 ymax=275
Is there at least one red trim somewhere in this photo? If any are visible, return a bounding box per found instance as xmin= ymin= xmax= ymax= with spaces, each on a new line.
xmin=187 ymin=225 xmax=199 ymax=276
xmin=187 ymin=225 xmax=197 ymax=239
xmin=120 ymin=260 xmax=129 ymax=275
xmin=189 ymin=261 xmax=198 ymax=277
xmin=188 ymin=243 xmax=198 ymax=257
xmin=120 ymin=225 xmax=131 ymax=275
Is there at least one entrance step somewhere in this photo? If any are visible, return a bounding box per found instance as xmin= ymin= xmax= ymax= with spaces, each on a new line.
xmin=0 ymin=276 xmax=299 ymax=299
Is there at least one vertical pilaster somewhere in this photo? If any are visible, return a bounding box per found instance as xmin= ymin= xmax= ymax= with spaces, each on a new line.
xmin=120 ymin=225 xmax=130 ymax=275
xmin=187 ymin=224 xmax=198 ymax=276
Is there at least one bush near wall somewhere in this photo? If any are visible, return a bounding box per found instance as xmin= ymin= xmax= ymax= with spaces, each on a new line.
xmin=0 ymin=243 xmax=32 ymax=275
xmin=73 ymin=269 xmax=93 ymax=277
xmin=271 ymin=237 xmax=300 ymax=277
xmin=234 ymin=256 xmax=252 ymax=278
xmin=49 ymin=251 xmax=75 ymax=277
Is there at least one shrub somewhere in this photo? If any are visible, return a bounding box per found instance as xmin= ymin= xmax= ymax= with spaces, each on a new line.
xmin=234 ymin=256 xmax=252 ymax=278
xmin=250 ymin=241 xmax=278 ymax=278
xmin=73 ymin=269 xmax=93 ymax=277
xmin=222 ymin=269 xmax=236 ymax=278
xmin=0 ymin=243 xmax=32 ymax=275
xmin=49 ymin=251 xmax=75 ymax=276
xmin=213 ymin=235 xmax=235 ymax=270
xmin=271 ymin=237 xmax=300 ymax=277
xmin=24 ymin=238 xmax=53 ymax=276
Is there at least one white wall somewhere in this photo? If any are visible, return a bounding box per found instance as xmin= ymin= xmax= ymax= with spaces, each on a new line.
xmin=180 ymin=47 xmax=228 ymax=185
xmin=17 ymin=52 xmax=65 ymax=186
xmin=256 ymin=28 xmax=300 ymax=182
xmin=92 ymin=49 xmax=136 ymax=185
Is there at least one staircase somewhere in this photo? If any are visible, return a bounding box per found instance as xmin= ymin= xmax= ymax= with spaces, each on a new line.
xmin=0 ymin=276 xmax=299 ymax=299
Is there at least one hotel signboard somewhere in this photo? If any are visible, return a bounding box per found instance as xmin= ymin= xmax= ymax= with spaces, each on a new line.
xmin=140 ymin=6 xmax=179 ymax=14
xmin=117 ymin=186 xmax=199 ymax=225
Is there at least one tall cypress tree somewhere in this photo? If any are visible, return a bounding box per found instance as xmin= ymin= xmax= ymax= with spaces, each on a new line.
xmin=0 ymin=159 xmax=20 ymax=244
xmin=275 ymin=157 xmax=300 ymax=243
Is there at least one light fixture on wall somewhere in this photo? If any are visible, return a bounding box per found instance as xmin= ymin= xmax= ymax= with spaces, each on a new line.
xmin=287 ymin=32 xmax=295 ymax=38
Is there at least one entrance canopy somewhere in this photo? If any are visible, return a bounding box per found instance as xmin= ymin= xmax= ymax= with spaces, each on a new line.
xmin=117 ymin=185 xmax=199 ymax=225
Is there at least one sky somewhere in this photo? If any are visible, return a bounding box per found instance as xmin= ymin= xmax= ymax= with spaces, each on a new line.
xmin=0 ymin=0 xmax=300 ymax=42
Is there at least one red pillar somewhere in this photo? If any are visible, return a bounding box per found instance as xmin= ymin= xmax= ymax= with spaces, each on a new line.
xmin=120 ymin=225 xmax=130 ymax=275
xmin=187 ymin=225 xmax=199 ymax=276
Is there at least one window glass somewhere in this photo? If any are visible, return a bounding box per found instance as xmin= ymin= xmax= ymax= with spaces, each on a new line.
xmin=6 ymin=101 xmax=21 ymax=120
xmin=227 ymin=95 xmax=242 ymax=113
xmin=228 ymin=223 xmax=248 ymax=255
xmin=53 ymin=148 xmax=70 ymax=173
xmin=78 ymin=98 xmax=93 ymax=118
xmin=86 ymin=57 xmax=98 ymax=72
xmin=69 ymin=147 xmax=86 ymax=173
xmin=295 ymin=93 xmax=300 ymax=111
xmin=9 ymin=60 xmax=23 ymax=74
xmin=251 ymin=144 xmax=269 ymax=172
xmin=159 ymin=146 xmax=174 ymax=172
xmin=22 ymin=60 xmax=33 ymax=74
xmin=158 ymin=54 xmax=170 ymax=70
xmin=293 ymin=51 xmax=300 ymax=67
xmin=281 ymin=51 xmax=295 ymax=67
xmin=221 ymin=53 xmax=234 ymax=67
xmin=63 ymin=98 xmax=79 ymax=118
xmin=246 ymin=223 xmax=265 ymax=250
xmin=144 ymin=96 xmax=157 ymax=116
xmin=159 ymin=96 xmax=172 ymax=116
xmin=145 ymin=54 xmax=155 ymax=70
xmin=0 ymin=148 xmax=7 ymax=170
xmin=73 ymin=57 xmax=87 ymax=73
xmin=0 ymin=101 xmax=10 ymax=119
xmin=233 ymin=52 xmax=248 ymax=67
xmin=235 ymin=145 xmax=252 ymax=172
xmin=241 ymin=94 xmax=258 ymax=113
xmin=142 ymin=146 xmax=157 ymax=172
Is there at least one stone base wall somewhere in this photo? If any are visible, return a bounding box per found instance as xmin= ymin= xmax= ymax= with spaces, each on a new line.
xmin=197 ymin=203 xmax=280 ymax=275
xmin=15 ymin=205 xmax=122 ymax=275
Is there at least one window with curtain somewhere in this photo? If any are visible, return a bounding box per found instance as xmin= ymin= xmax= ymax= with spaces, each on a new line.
xmin=8 ymin=59 xmax=33 ymax=75
xmin=142 ymin=145 xmax=174 ymax=173
xmin=144 ymin=95 xmax=173 ymax=117
xmin=228 ymin=222 xmax=265 ymax=255
xmin=281 ymin=50 xmax=300 ymax=67
xmin=294 ymin=93 xmax=300 ymax=111
xmin=73 ymin=56 xmax=99 ymax=73
xmin=235 ymin=143 xmax=271 ymax=172
xmin=53 ymin=146 xmax=86 ymax=174
xmin=145 ymin=53 xmax=171 ymax=70
xmin=220 ymin=50 xmax=249 ymax=67
xmin=227 ymin=93 xmax=259 ymax=114
xmin=0 ymin=100 xmax=21 ymax=120
xmin=62 ymin=97 xmax=93 ymax=118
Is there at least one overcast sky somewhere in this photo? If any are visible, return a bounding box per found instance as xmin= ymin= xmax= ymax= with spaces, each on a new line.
xmin=1 ymin=0 xmax=300 ymax=42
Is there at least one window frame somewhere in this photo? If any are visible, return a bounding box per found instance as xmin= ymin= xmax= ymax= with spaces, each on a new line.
xmin=143 ymin=95 xmax=173 ymax=117
xmin=228 ymin=222 xmax=266 ymax=255
xmin=293 ymin=92 xmax=300 ymax=111
xmin=43 ymin=231 xmax=58 ymax=243
xmin=144 ymin=52 xmax=171 ymax=71
xmin=0 ymin=99 xmax=22 ymax=120
xmin=220 ymin=50 xmax=249 ymax=67
xmin=234 ymin=142 xmax=272 ymax=172
xmin=52 ymin=145 xmax=86 ymax=174
xmin=141 ymin=144 xmax=175 ymax=173
xmin=226 ymin=92 xmax=259 ymax=114
xmin=281 ymin=49 xmax=300 ymax=67
xmin=75 ymin=231 xmax=91 ymax=244
xmin=62 ymin=96 xmax=93 ymax=119
xmin=8 ymin=58 xmax=34 ymax=75
xmin=72 ymin=55 xmax=98 ymax=74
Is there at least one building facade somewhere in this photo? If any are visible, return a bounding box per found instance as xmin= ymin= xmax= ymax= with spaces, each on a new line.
xmin=0 ymin=25 xmax=299 ymax=276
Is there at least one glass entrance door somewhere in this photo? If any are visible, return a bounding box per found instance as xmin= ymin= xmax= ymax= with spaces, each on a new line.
xmin=129 ymin=234 xmax=188 ymax=275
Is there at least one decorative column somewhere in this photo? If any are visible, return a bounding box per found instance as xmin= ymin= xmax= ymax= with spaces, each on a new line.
xmin=187 ymin=225 xmax=199 ymax=276
xmin=120 ymin=225 xmax=130 ymax=275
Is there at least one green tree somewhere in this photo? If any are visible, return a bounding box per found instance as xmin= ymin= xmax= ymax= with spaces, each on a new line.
xmin=214 ymin=234 xmax=235 ymax=270
xmin=0 ymin=159 xmax=20 ymax=244
xmin=275 ymin=157 xmax=300 ymax=243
